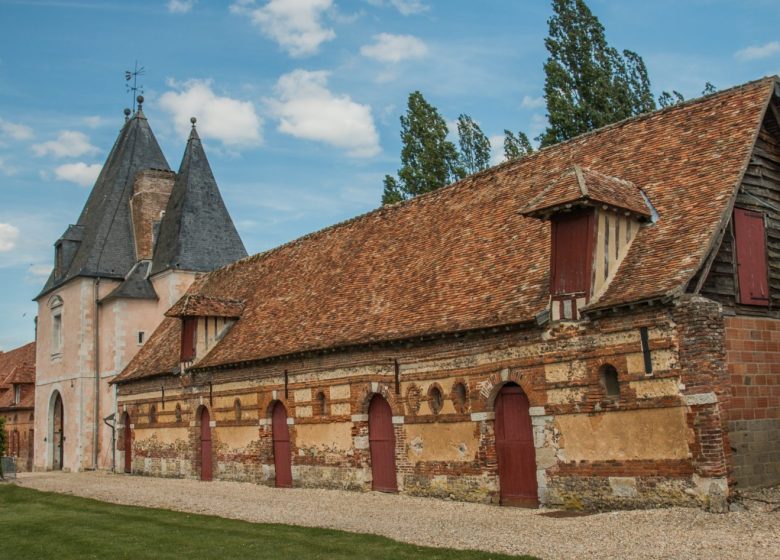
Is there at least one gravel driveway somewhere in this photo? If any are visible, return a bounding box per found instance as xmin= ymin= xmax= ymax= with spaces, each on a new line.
xmin=15 ymin=472 xmax=780 ymax=560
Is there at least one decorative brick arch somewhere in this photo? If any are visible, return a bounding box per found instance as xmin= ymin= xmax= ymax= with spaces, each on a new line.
xmin=479 ymin=368 xmax=543 ymax=412
xmin=356 ymin=382 xmax=401 ymax=416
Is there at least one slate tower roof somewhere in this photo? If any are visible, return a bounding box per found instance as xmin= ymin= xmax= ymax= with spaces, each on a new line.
xmin=38 ymin=105 xmax=170 ymax=298
xmin=151 ymin=121 xmax=247 ymax=275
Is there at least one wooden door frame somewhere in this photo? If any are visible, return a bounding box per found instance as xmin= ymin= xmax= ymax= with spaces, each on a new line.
xmin=271 ymin=401 xmax=293 ymax=488
xmin=123 ymin=412 xmax=132 ymax=474
xmin=368 ymin=393 xmax=398 ymax=493
xmin=198 ymin=406 xmax=213 ymax=482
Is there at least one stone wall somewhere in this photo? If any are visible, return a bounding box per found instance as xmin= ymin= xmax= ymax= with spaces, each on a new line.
xmin=117 ymin=299 xmax=732 ymax=510
xmin=725 ymin=315 xmax=780 ymax=488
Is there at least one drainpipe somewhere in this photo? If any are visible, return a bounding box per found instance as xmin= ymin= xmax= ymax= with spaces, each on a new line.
xmin=93 ymin=278 xmax=101 ymax=470
xmin=103 ymin=413 xmax=115 ymax=472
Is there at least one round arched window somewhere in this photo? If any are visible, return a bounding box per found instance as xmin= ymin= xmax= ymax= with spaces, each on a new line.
xmin=234 ymin=398 xmax=242 ymax=421
xmin=174 ymin=403 xmax=182 ymax=422
xmin=149 ymin=404 xmax=157 ymax=424
xmin=451 ymin=382 xmax=469 ymax=413
xmin=428 ymin=385 xmax=444 ymax=415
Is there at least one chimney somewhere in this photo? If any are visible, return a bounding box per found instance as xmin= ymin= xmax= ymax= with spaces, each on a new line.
xmin=130 ymin=169 xmax=175 ymax=261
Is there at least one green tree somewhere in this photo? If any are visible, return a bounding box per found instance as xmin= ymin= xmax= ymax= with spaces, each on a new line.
xmin=702 ymin=82 xmax=717 ymax=96
xmin=540 ymin=0 xmax=655 ymax=147
xmin=382 ymin=91 xmax=464 ymax=205
xmin=456 ymin=114 xmax=492 ymax=175
xmin=657 ymin=90 xmax=685 ymax=108
xmin=503 ymin=130 xmax=534 ymax=161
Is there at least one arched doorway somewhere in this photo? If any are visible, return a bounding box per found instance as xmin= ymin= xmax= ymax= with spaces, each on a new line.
xmin=123 ymin=412 xmax=132 ymax=474
xmin=272 ymin=402 xmax=292 ymax=488
xmin=51 ymin=391 xmax=64 ymax=471
xmin=368 ymin=394 xmax=397 ymax=492
xmin=494 ymin=384 xmax=538 ymax=507
xmin=199 ymin=407 xmax=212 ymax=481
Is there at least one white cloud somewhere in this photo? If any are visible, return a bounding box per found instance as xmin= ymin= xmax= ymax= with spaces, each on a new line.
xmin=32 ymin=131 xmax=99 ymax=158
xmin=230 ymin=0 xmax=335 ymax=58
xmin=0 ymin=223 xmax=19 ymax=252
xmin=159 ymin=79 xmax=262 ymax=146
xmin=0 ymin=118 xmax=34 ymax=141
xmin=521 ymin=95 xmax=545 ymax=109
xmin=489 ymin=134 xmax=505 ymax=166
xmin=0 ymin=157 xmax=18 ymax=176
xmin=360 ymin=33 xmax=428 ymax=63
xmin=83 ymin=116 xmax=105 ymax=128
xmin=268 ymin=69 xmax=380 ymax=157
xmin=735 ymin=41 xmax=780 ymax=61
xmin=168 ymin=0 xmax=195 ymax=13
xmin=28 ymin=264 xmax=52 ymax=278
xmin=391 ymin=0 xmax=428 ymax=15
xmin=53 ymin=162 xmax=102 ymax=187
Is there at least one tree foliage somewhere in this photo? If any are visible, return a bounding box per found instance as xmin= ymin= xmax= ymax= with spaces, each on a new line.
xmin=382 ymin=91 xmax=464 ymax=205
xmin=457 ymin=114 xmax=492 ymax=175
xmin=657 ymin=90 xmax=685 ymax=108
xmin=540 ymin=0 xmax=655 ymax=147
xmin=503 ymin=130 xmax=534 ymax=161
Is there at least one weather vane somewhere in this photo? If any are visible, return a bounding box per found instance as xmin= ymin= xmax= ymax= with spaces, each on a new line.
xmin=125 ymin=61 xmax=145 ymax=112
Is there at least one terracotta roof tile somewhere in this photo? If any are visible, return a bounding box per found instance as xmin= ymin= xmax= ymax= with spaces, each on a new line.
xmin=0 ymin=342 xmax=36 ymax=409
xmin=520 ymin=166 xmax=651 ymax=218
xmin=165 ymin=294 xmax=245 ymax=318
xmin=115 ymin=77 xmax=777 ymax=382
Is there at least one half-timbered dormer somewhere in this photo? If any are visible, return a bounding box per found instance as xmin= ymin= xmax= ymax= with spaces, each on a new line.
xmin=520 ymin=165 xmax=654 ymax=321
xmin=165 ymin=294 xmax=244 ymax=367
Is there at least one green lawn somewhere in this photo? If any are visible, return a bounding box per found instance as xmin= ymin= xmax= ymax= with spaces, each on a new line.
xmin=0 ymin=484 xmax=536 ymax=560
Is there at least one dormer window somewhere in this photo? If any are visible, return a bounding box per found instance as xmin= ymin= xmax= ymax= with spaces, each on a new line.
xmin=181 ymin=317 xmax=197 ymax=362
xmin=734 ymin=208 xmax=770 ymax=307
xmin=13 ymin=384 xmax=21 ymax=405
xmin=520 ymin=166 xmax=652 ymax=321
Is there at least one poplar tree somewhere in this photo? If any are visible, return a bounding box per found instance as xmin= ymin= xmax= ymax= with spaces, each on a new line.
xmin=540 ymin=0 xmax=655 ymax=147
xmin=503 ymin=130 xmax=534 ymax=161
xmin=382 ymin=91 xmax=464 ymax=205
xmin=457 ymin=114 xmax=492 ymax=175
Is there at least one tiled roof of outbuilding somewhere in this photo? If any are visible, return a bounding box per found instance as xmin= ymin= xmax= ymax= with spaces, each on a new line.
xmin=165 ymin=294 xmax=245 ymax=318
xmin=115 ymin=77 xmax=778 ymax=383
xmin=0 ymin=342 xmax=36 ymax=409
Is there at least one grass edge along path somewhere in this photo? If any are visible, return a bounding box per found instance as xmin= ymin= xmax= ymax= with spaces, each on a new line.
xmin=0 ymin=484 xmax=538 ymax=560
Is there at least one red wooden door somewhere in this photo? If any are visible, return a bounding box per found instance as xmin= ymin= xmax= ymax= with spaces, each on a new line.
xmin=495 ymin=385 xmax=538 ymax=507
xmin=368 ymin=395 xmax=397 ymax=492
xmin=272 ymin=402 xmax=293 ymax=488
xmin=200 ymin=408 xmax=212 ymax=481
xmin=123 ymin=413 xmax=132 ymax=473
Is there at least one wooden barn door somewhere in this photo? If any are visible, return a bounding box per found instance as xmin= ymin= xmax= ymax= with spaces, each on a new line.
xmin=368 ymin=395 xmax=397 ymax=492
xmin=495 ymin=384 xmax=538 ymax=507
xmin=200 ymin=408 xmax=212 ymax=481
xmin=52 ymin=392 xmax=64 ymax=471
xmin=27 ymin=429 xmax=34 ymax=471
xmin=123 ymin=413 xmax=132 ymax=474
xmin=272 ymin=402 xmax=293 ymax=488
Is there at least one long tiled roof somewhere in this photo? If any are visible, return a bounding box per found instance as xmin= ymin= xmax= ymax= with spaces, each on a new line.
xmin=115 ymin=77 xmax=778 ymax=383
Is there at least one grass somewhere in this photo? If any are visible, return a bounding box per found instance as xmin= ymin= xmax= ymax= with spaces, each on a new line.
xmin=0 ymin=484 xmax=537 ymax=560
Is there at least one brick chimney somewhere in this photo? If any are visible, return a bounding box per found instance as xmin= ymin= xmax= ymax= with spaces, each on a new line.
xmin=130 ymin=169 xmax=175 ymax=261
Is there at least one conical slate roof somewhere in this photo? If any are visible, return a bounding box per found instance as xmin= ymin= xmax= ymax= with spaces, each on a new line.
xmin=151 ymin=124 xmax=247 ymax=275
xmin=38 ymin=108 xmax=170 ymax=298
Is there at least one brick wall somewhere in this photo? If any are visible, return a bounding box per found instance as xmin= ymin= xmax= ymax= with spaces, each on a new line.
xmin=724 ymin=315 xmax=780 ymax=488
xmin=117 ymin=301 xmax=731 ymax=510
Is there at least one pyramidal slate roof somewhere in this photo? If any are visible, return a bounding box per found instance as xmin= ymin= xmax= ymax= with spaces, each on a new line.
xmin=150 ymin=124 xmax=247 ymax=275
xmin=37 ymin=108 xmax=170 ymax=298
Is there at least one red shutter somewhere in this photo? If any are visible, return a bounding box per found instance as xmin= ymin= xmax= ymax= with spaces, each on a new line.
xmin=181 ymin=318 xmax=197 ymax=361
xmin=551 ymin=210 xmax=595 ymax=296
xmin=734 ymin=208 xmax=770 ymax=306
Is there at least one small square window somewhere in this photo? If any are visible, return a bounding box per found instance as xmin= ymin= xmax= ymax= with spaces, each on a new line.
xmin=137 ymin=331 xmax=145 ymax=345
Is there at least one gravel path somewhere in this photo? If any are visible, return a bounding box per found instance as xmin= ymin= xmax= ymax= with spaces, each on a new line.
xmin=15 ymin=472 xmax=780 ymax=560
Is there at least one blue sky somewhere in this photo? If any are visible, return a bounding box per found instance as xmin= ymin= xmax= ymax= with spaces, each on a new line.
xmin=0 ymin=0 xmax=779 ymax=350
